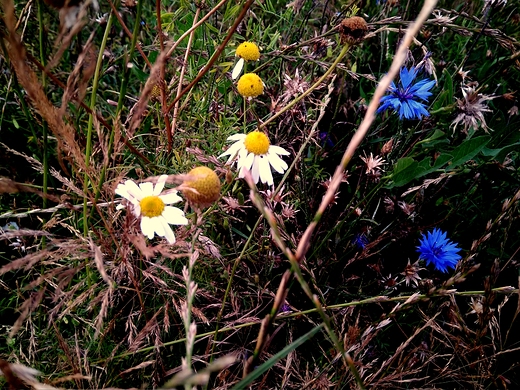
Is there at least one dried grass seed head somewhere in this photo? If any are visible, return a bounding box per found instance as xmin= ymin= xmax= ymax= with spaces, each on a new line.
xmin=360 ymin=152 xmax=386 ymax=175
xmin=402 ymin=259 xmax=424 ymax=287
xmin=452 ymin=84 xmax=495 ymax=134
xmin=339 ymin=16 xmax=368 ymax=45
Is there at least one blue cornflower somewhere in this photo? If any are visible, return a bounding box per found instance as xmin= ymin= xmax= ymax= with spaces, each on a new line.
xmin=353 ymin=234 xmax=369 ymax=250
xmin=319 ymin=131 xmax=334 ymax=148
xmin=377 ymin=66 xmax=435 ymax=120
xmin=417 ymin=228 xmax=462 ymax=273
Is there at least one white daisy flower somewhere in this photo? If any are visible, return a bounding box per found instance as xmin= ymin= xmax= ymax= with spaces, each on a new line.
xmin=115 ymin=175 xmax=188 ymax=244
xmin=219 ymin=131 xmax=290 ymax=186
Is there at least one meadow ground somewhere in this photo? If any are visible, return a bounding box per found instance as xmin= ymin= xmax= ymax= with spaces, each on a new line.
xmin=1 ymin=0 xmax=520 ymax=388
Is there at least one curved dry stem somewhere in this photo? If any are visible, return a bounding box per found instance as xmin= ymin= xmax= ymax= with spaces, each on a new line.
xmin=294 ymin=0 xmax=439 ymax=262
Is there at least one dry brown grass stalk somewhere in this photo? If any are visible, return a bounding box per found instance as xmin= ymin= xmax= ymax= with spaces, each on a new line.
xmin=2 ymin=0 xmax=90 ymax=176
xmin=8 ymin=289 xmax=45 ymax=339
xmin=126 ymin=49 xmax=168 ymax=138
xmin=60 ymin=32 xmax=97 ymax=113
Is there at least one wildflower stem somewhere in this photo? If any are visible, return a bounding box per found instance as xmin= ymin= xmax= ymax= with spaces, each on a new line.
xmin=294 ymin=0 xmax=439 ymax=262
xmin=210 ymin=215 xmax=263 ymax=356
xmin=165 ymin=0 xmax=255 ymax=114
xmin=82 ymin=11 xmax=115 ymax=237
xmin=102 ymin=286 xmax=517 ymax=363
xmin=271 ymin=76 xmax=337 ymax=200
xmin=171 ymin=7 xmax=200 ymax=137
xmin=107 ymin=0 xmax=152 ymax=68
xmin=257 ymin=43 xmax=351 ymax=131
xmin=37 ymin=0 xmax=48 ymax=248
xmin=91 ymin=0 xmax=144 ymax=219
xmin=184 ymin=228 xmax=201 ymax=389
xmin=245 ymin=174 xmax=362 ymax=385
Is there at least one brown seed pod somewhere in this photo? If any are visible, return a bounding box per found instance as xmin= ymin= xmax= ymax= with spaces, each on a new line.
xmin=339 ymin=16 xmax=368 ymax=45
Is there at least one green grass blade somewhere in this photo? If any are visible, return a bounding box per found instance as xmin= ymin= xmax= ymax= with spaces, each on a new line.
xmin=231 ymin=324 xmax=324 ymax=390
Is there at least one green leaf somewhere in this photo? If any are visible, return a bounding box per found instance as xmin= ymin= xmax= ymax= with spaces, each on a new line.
xmin=131 ymin=64 xmax=149 ymax=83
xmin=389 ymin=136 xmax=491 ymax=187
xmin=481 ymin=130 xmax=520 ymax=162
xmin=390 ymin=157 xmax=436 ymax=187
xmin=231 ymin=324 xmax=324 ymax=390
xmin=161 ymin=12 xmax=174 ymax=23
xmin=449 ymin=136 xmax=490 ymax=167
xmin=432 ymin=69 xmax=453 ymax=112
xmin=481 ymin=143 xmax=520 ymax=162
xmin=417 ymin=129 xmax=445 ymax=144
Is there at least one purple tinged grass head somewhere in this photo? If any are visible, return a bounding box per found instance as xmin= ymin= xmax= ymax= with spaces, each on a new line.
xmin=417 ymin=228 xmax=461 ymax=273
xmin=377 ymin=66 xmax=435 ymax=120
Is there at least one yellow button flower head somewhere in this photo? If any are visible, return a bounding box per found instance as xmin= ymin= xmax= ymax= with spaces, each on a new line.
xmin=150 ymin=84 xmax=161 ymax=102
xmin=219 ymin=131 xmax=290 ymax=186
xmin=233 ymin=42 xmax=260 ymax=80
xmin=236 ymin=42 xmax=260 ymax=61
xmin=181 ymin=166 xmax=221 ymax=207
xmin=237 ymin=73 xmax=264 ymax=99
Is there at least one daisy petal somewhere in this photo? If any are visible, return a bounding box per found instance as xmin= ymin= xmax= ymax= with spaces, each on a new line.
xmin=251 ymin=156 xmax=261 ymax=184
xmin=160 ymin=192 xmax=183 ymax=205
xmin=240 ymin=152 xmax=255 ymax=172
xmin=140 ymin=217 xmax=155 ymax=239
xmin=232 ymin=58 xmax=244 ymax=80
xmin=153 ymin=175 xmax=168 ymax=195
xmin=162 ymin=206 xmax=189 ymax=225
xmin=124 ymin=180 xmax=144 ymax=200
xmin=152 ymin=216 xmax=166 ymax=238
xmin=139 ymin=182 xmax=154 ymax=196
xmin=160 ymin=217 xmax=176 ymax=244
xmin=258 ymin=155 xmax=273 ymax=185
xmin=269 ymin=145 xmax=290 ymax=155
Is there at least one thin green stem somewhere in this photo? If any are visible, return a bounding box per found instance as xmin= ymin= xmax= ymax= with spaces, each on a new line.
xmin=37 ymin=0 xmax=48 ymax=248
xmin=82 ymin=12 xmax=115 ymax=237
xmin=257 ymin=43 xmax=350 ymax=131
xmin=210 ymin=216 xmax=262 ymax=357
xmin=184 ymin=228 xmax=201 ymax=390
xmin=99 ymin=286 xmax=517 ymax=363
xmin=92 ymin=0 xmax=142 ymax=215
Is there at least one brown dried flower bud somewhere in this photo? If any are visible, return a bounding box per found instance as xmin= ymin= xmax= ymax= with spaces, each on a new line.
xmin=339 ymin=16 xmax=368 ymax=45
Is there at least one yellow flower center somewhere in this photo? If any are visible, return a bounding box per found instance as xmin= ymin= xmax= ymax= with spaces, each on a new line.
xmin=140 ymin=196 xmax=165 ymax=217
xmin=237 ymin=73 xmax=264 ymax=98
xmin=182 ymin=166 xmax=221 ymax=207
xmin=244 ymin=132 xmax=270 ymax=155
xmin=235 ymin=42 xmax=260 ymax=61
